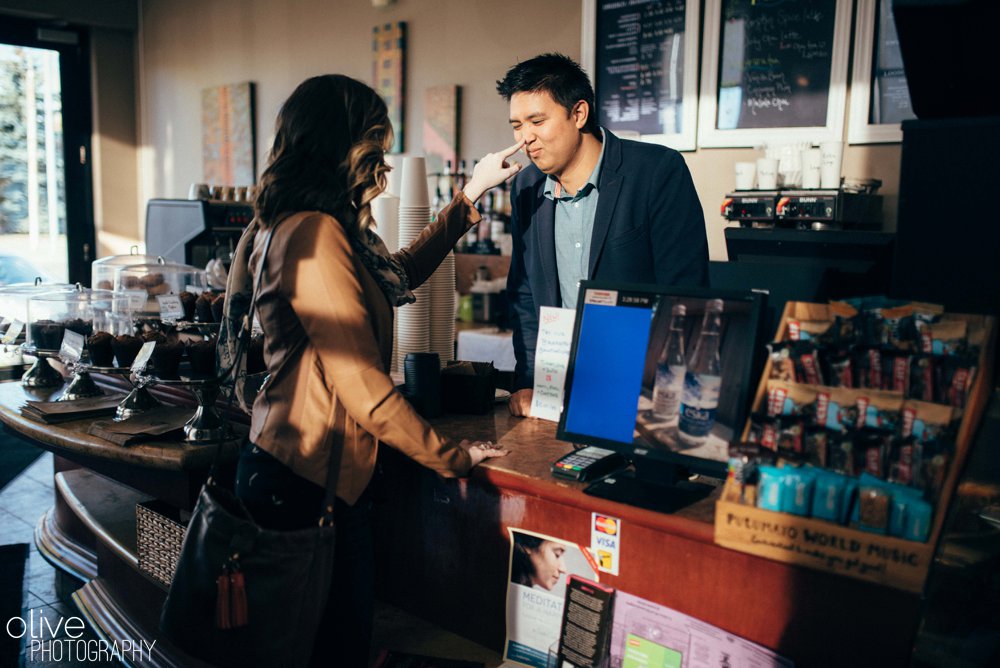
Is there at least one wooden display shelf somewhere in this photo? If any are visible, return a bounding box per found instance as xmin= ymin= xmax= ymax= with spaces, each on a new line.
xmin=715 ymin=301 xmax=996 ymax=593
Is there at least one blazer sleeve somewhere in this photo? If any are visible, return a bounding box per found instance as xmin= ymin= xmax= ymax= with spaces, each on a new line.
xmin=283 ymin=214 xmax=472 ymax=478
xmin=648 ymin=151 xmax=709 ymax=288
xmin=393 ymin=192 xmax=481 ymax=289
xmin=506 ymin=183 xmax=538 ymax=391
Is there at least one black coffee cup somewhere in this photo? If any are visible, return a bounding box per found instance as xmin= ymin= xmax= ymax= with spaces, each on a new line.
xmin=403 ymin=352 xmax=442 ymax=418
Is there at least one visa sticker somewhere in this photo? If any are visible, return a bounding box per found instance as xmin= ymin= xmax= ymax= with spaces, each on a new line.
xmin=591 ymin=512 xmax=621 ymax=575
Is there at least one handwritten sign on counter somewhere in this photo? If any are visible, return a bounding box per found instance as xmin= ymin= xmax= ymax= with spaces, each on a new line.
xmin=529 ymin=306 xmax=576 ymax=422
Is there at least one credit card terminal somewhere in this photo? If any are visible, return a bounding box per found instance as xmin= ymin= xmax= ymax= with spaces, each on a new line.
xmin=551 ymin=446 xmax=628 ymax=482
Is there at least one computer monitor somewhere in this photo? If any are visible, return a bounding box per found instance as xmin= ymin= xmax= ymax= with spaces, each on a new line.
xmin=557 ymin=282 xmax=766 ymax=513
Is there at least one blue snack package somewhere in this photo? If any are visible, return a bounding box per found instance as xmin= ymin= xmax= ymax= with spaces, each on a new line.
xmin=781 ymin=468 xmax=816 ymax=516
xmin=757 ymin=465 xmax=784 ymax=512
xmin=811 ymin=469 xmax=847 ymax=522
xmin=840 ymin=476 xmax=859 ymax=525
xmin=902 ymin=497 xmax=933 ymax=542
xmin=855 ymin=486 xmax=891 ymax=534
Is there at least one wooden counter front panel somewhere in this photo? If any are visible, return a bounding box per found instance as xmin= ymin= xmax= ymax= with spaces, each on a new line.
xmin=373 ymin=452 xmax=918 ymax=667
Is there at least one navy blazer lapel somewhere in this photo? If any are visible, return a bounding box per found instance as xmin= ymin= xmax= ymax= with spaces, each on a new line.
xmin=534 ymin=183 xmax=559 ymax=306
xmin=589 ymin=131 xmax=624 ymax=277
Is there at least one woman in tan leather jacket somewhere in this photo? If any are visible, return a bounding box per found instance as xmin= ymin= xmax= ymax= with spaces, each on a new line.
xmin=235 ymin=74 xmax=519 ymax=666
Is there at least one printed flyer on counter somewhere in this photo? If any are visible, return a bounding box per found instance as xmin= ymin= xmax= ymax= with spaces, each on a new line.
xmin=609 ymin=591 xmax=793 ymax=668
xmin=504 ymin=528 xmax=598 ymax=667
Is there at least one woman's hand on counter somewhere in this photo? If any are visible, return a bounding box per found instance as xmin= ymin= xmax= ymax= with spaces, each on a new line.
xmin=460 ymin=439 xmax=510 ymax=467
xmin=463 ymin=141 xmax=525 ymax=203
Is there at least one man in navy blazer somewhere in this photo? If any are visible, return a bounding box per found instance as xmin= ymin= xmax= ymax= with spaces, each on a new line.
xmin=497 ymin=54 xmax=709 ymax=416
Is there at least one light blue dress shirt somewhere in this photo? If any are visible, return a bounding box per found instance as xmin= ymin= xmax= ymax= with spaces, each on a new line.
xmin=543 ymin=138 xmax=606 ymax=309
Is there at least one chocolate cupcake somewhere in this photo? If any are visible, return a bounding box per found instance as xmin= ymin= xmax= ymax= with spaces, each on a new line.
xmin=97 ymin=280 xmax=113 ymax=290
xmin=112 ymin=334 xmax=143 ymax=368
xmin=86 ymin=332 xmax=115 ymax=366
xmin=210 ymin=292 xmax=226 ymax=323
xmin=139 ymin=272 xmax=164 ymax=289
xmin=29 ymin=320 xmax=65 ymax=350
xmin=195 ymin=292 xmax=215 ymax=323
xmin=122 ymin=275 xmax=141 ymax=290
xmin=151 ymin=337 xmax=183 ymax=378
xmin=247 ymin=333 xmax=266 ymax=375
xmin=64 ymin=318 xmax=94 ymax=339
xmin=179 ymin=291 xmax=197 ymax=321
xmin=146 ymin=282 xmax=170 ymax=297
xmin=187 ymin=337 xmax=217 ymax=377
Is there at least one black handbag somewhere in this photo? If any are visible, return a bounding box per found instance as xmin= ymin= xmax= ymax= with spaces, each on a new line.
xmin=160 ymin=221 xmax=343 ymax=667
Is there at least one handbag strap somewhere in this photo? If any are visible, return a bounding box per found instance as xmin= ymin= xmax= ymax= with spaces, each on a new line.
xmin=211 ymin=216 xmax=346 ymax=527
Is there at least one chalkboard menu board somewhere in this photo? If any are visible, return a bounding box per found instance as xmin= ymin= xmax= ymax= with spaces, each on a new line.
xmin=716 ymin=0 xmax=837 ymax=130
xmin=870 ymin=0 xmax=914 ymax=125
xmin=596 ymin=0 xmax=687 ymax=135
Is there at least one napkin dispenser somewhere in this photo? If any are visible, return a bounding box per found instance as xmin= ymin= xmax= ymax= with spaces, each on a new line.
xmin=441 ymin=361 xmax=497 ymax=414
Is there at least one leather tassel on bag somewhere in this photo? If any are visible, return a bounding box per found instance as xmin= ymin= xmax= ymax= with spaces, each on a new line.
xmin=215 ymin=567 xmax=231 ymax=630
xmin=215 ymin=560 xmax=249 ymax=630
xmin=229 ymin=570 xmax=248 ymax=628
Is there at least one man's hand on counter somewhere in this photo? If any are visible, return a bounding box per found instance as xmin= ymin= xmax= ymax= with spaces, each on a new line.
xmin=507 ymin=389 xmax=533 ymax=417
xmin=460 ymin=439 xmax=510 ymax=467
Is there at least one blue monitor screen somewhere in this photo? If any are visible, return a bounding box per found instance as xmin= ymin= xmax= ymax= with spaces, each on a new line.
xmin=558 ymin=283 xmax=764 ymax=471
xmin=563 ymin=303 xmax=652 ymax=443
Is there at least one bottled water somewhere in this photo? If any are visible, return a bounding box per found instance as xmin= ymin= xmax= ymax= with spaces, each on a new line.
xmin=652 ymin=303 xmax=686 ymax=422
xmin=678 ymin=299 xmax=723 ymax=447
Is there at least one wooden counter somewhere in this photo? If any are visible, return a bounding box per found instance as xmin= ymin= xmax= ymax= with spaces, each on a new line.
xmin=0 ymin=380 xmax=921 ymax=667
xmin=375 ymin=408 xmax=921 ymax=667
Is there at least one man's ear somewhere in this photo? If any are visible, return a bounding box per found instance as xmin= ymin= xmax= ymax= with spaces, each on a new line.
xmin=571 ymin=100 xmax=590 ymax=131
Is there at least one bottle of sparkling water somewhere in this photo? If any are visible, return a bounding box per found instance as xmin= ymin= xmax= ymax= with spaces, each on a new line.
xmin=652 ymin=303 xmax=686 ymax=422
xmin=678 ymin=299 xmax=724 ymax=447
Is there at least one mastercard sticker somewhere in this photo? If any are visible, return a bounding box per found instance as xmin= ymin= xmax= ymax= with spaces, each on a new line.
xmin=591 ymin=512 xmax=621 ymax=575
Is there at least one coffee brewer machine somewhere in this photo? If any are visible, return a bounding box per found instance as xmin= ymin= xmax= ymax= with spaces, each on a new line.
xmin=144 ymin=199 xmax=254 ymax=270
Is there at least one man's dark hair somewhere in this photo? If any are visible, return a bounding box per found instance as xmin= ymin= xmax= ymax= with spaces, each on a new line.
xmin=496 ymin=53 xmax=600 ymax=135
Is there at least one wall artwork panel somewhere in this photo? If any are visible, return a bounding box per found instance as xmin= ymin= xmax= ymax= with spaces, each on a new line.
xmin=423 ymin=84 xmax=460 ymax=192
xmin=373 ymin=22 xmax=407 ymax=153
xmin=201 ymin=81 xmax=256 ymax=185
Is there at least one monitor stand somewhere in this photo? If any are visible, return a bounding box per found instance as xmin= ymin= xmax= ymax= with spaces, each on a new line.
xmin=583 ymin=458 xmax=715 ymax=514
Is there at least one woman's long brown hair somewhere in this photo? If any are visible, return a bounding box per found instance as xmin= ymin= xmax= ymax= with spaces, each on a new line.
xmin=254 ymin=74 xmax=392 ymax=234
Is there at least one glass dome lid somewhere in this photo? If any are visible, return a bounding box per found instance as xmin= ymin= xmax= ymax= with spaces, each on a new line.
xmin=0 ymin=280 xmax=75 ymax=333
xmin=25 ymin=285 xmax=132 ymax=352
xmin=91 ymin=246 xmax=159 ymax=291
xmin=113 ymin=257 xmax=209 ymax=319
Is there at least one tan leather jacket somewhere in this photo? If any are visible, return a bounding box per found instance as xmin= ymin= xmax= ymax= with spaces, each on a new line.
xmin=248 ymin=193 xmax=478 ymax=504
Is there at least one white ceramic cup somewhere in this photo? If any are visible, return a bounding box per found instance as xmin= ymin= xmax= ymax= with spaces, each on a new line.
xmin=820 ymin=141 xmax=844 ymax=189
xmin=801 ymin=148 xmax=822 ymax=189
xmin=756 ymin=157 xmax=779 ymax=190
xmin=399 ymin=156 xmax=429 ymax=208
xmin=734 ymin=162 xmax=756 ymax=190
xmin=188 ymin=183 xmax=210 ymax=200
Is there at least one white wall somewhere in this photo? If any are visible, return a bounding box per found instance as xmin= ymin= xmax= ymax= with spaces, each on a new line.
xmin=136 ymin=0 xmax=901 ymax=260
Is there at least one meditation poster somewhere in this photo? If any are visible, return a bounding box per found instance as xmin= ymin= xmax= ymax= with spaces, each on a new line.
xmin=504 ymin=528 xmax=598 ymax=667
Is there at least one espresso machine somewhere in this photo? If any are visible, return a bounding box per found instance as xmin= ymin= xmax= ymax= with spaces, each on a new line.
xmin=144 ymin=199 xmax=254 ymax=270
xmin=721 ymin=179 xmax=883 ymax=230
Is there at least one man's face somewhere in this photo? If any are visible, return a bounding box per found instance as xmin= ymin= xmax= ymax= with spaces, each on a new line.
xmin=508 ymin=90 xmax=585 ymax=178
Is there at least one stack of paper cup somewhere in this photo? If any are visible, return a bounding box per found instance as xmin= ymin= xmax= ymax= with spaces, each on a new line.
xmin=801 ymin=148 xmax=822 ymax=189
xmin=371 ymin=194 xmax=400 ymax=253
xmin=384 ymin=153 xmax=405 ymax=198
xmin=756 ymin=157 xmax=779 ymax=190
xmin=820 ymin=141 xmax=844 ymax=189
xmin=428 ymin=252 xmax=456 ymax=364
xmin=395 ymin=156 xmax=433 ymax=371
xmin=734 ymin=162 xmax=756 ymax=190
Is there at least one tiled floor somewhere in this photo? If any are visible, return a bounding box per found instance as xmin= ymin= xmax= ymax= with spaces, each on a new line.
xmin=1 ymin=451 xmax=119 ymax=668
xmin=1 ymin=449 xmax=506 ymax=668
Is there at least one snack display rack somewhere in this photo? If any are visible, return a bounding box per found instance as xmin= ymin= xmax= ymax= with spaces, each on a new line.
xmin=714 ymin=301 xmax=996 ymax=593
